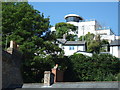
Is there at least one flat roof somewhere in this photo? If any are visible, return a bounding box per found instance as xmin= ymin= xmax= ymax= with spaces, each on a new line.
xmin=56 ymin=39 xmax=86 ymax=45
xmin=110 ymin=40 xmax=120 ymax=46
xmin=64 ymin=41 xmax=86 ymax=45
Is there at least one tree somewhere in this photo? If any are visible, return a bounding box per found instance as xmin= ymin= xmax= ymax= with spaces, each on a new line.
xmin=79 ymin=32 xmax=94 ymax=42
xmin=91 ymin=54 xmax=120 ymax=81
xmin=87 ymin=35 xmax=109 ymax=53
xmin=87 ymin=40 xmax=101 ymax=54
xmin=64 ymin=53 xmax=120 ymax=81
xmin=66 ymin=34 xmax=77 ymax=41
xmin=2 ymin=2 xmax=64 ymax=83
xmin=55 ymin=22 xmax=77 ymax=40
xmin=79 ymin=33 xmax=109 ymax=54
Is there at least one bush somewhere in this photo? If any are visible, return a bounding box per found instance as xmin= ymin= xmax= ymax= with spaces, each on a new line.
xmin=64 ymin=53 xmax=94 ymax=81
xmin=64 ymin=53 xmax=120 ymax=81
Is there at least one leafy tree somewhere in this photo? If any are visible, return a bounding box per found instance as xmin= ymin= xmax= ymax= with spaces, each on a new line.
xmin=2 ymin=2 xmax=64 ymax=83
xmin=79 ymin=32 xmax=94 ymax=42
xmin=87 ymin=35 xmax=109 ymax=53
xmin=70 ymin=53 xmax=93 ymax=81
xmin=66 ymin=34 xmax=77 ymax=41
xmin=79 ymin=33 xmax=109 ymax=54
xmin=55 ymin=22 xmax=77 ymax=40
xmin=64 ymin=53 xmax=120 ymax=81
xmin=87 ymin=40 xmax=101 ymax=54
xmin=91 ymin=54 xmax=120 ymax=81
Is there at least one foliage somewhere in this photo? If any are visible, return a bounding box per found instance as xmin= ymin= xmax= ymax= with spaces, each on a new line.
xmin=87 ymin=40 xmax=101 ymax=53
xmin=91 ymin=54 xmax=119 ymax=81
xmin=79 ymin=33 xmax=109 ymax=53
xmin=80 ymin=33 xmax=109 ymax=53
xmin=3 ymin=2 xmax=119 ymax=83
xmin=2 ymin=2 xmax=64 ymax=83
xmin=79 ymin=32 xmax=94 ymax=41
xmin=64 ymin=53 xmax=120 ymax=81
xmin=55 ymin=22 xmax=77 ymax=40
xmin=66 ymin=34 xmax=77 ymax=41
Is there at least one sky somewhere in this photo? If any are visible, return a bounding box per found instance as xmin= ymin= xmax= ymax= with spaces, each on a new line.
xmin=28 ymin=2 xmax=119 ymax=35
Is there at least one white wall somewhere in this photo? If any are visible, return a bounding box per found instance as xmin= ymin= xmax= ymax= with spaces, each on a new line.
xmin=96 ymin=29 xmax=111 ymax=35
xmin=76 ymin=52 xmax=93 ymax=57
xmin=115 ymin=36 xmax=120 ymax=40
xmin=77 ymin=21 xmax=96 ymax=37
xmin=67 ymin=21 xmax=96 ymax=37
xmin=67 ymin=21 xmax=115 ymax=42
xmin=100 ymin=35 xmax=115 ymax=42
xmin=50 ymin=19 xmax=116 ymax=44
xmin=110 ymin=46 xmax=120 ymax=58
xmin=63 ymin=45 xmax=85 ymax=56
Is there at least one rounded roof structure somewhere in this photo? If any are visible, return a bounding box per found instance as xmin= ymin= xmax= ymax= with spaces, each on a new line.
xmin=64 ymin=14 xmax=84 ymax=20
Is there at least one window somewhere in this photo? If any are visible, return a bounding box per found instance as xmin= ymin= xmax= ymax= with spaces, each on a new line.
xmin=69 ymin=46 xmax=74 ymax=50
xmin=118 ymin=46 xmax=120 ymax=50
xmin=66 ymin=17 xmax=80 ymax=22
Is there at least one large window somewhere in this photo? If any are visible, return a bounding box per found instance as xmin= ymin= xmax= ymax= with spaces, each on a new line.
xmin=69 ymin=46 xmax=74 ymax=50
xmin=66 ymin=17 xmax=80 ymax=22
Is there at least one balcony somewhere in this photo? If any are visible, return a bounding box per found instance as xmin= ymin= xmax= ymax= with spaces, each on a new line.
xmin=79 ymin=19 xmax=95 ymax=22
xmin=96 ymin=27 xmax=111 ymax=30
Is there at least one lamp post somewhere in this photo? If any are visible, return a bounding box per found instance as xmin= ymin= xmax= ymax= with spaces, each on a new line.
xmin=82 ymin=26 xmax=84 ymax=41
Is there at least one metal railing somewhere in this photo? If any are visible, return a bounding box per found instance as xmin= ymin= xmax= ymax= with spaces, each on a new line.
xmin=96 ymin=27 xmax=111 ymax=30
xmin=79 ymin=19 xmax=95 ymax=22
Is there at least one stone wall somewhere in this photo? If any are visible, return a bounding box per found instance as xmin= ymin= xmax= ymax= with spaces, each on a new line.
xmin=2 ymin=48 xmax=23 ymax=89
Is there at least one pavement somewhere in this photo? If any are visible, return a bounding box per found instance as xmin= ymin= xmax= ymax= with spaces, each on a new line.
xmin=21 ymin=81 xmax=119 ymax=88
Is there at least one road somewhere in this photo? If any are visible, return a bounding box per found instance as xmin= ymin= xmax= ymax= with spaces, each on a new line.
xmin=21 ymin=81 xmax=119 ymax=88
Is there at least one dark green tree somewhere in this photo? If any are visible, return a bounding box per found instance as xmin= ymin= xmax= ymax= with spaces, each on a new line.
xmin=2 ymin=2 xmax=64 ymax=83
xmin=55 ymin=22 xmax=77 ymax=40
xmin=65 ymin=53 xmax=120 ymax=81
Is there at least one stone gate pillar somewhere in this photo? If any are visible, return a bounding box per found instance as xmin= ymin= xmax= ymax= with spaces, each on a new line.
xmin=44 ymin=71 xmax=51 ymax=86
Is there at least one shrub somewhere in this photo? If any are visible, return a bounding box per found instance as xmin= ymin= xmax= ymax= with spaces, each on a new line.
xmin=64 ymin=53 xmax=120 ymax=81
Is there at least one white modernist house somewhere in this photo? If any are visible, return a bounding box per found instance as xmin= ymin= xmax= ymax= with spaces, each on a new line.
xmin=110 ymin=40 xmax=120 ymax=58
xmin=51 ymin=14 xmax=116 ymax=42
xmin=51 ymin=14 xmax=120 ymax=58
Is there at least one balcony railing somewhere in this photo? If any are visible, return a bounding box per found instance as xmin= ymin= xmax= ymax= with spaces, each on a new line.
xmin=79 ymin=19 xmax=95 ymax=22
xmin=96 ymin=27 xmax=111 ymax=30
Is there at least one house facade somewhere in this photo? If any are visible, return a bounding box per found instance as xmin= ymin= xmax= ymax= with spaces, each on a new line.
xmin=51 ymin=14 xmax=116 ymax=43
xmin=51 ymin=14 xmax=120 ymax=58
xmin=56 ymin=39 xmax=86 ymax=56
xmin=110 ymin=40 xmax=120 ymax=58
